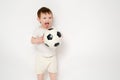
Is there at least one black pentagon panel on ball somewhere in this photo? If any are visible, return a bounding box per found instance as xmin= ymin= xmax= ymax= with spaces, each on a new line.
xmin=57 ymin=31 xmax=62 ymax=37
xmin=47 ymin=34 xmax=53 ymax=40
xmin=54 ymin=42 xmax=60 ymax=47
xmin=45 ymin=43 xmax=49 ymax=47
xmin=48 ymin=28 xmax=53 ymax=30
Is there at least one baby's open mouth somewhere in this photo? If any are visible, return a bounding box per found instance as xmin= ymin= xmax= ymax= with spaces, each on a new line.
xmin=45 ymin=22 xmax=49 ymax=26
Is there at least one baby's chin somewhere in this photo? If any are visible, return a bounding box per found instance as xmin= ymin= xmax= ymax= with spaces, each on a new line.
xmin=44 ymin=25 xmax=51 ymax=29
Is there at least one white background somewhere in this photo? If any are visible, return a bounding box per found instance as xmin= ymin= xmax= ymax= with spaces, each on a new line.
xmin=0 ymin=0 xmax=120 ymax=80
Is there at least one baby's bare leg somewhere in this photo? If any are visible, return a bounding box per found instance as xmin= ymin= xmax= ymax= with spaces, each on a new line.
xmin=37 ymin=74 xmax=44 ymax=80
xmin=49 ymin=73 xmax=57 ymax=80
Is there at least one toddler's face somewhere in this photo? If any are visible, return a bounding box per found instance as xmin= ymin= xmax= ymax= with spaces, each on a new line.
xmin=38 ymin=13 xmax=53 ymax=29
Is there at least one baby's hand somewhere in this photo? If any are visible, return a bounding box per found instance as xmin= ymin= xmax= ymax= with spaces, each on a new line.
xmin=31 ymin=36 xmax=44 ymax=44
xmin=41 ymin=36 xmax=44 ymax=43
xmin=38 ymin=36 xmax=44 ymax=43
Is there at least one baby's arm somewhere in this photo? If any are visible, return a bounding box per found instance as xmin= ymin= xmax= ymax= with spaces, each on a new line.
xmin=31 ymin=36 xmax=44 ymax=44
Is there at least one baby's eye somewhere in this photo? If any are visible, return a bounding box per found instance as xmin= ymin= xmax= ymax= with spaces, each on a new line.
xmin=43 ymin=17 xmax=46 ymax=19
xmin=49 ymin=17 xmax=52 ymax=19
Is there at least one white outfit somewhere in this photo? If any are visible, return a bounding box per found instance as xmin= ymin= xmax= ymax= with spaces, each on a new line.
xmin=35 ymin=54 xmax=57 ymax=74
xmin=32 ymin=26 xmax=57 ymax=74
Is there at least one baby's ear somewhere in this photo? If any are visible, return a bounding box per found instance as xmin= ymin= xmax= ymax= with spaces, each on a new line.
xmin=37 ymin=17 xmax=41 ymax=23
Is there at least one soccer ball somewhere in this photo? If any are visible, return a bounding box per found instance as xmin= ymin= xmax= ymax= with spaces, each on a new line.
xmin=44 ymin=28 xmax=62 ymax=49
